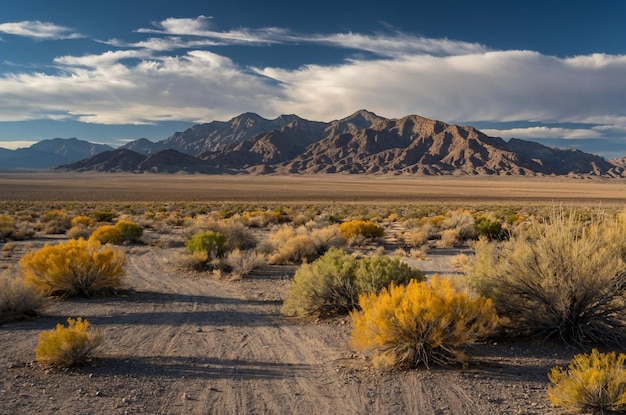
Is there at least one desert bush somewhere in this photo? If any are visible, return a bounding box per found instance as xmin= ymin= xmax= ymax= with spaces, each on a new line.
xmin=310 ymin=224 xmax=346 ymax=253
xmin=20 ymin=238 xmax=127 ymax=298
xmin=42 ymin=209 xmax=71 ymax=234
xmin=468 ymin=210 xmax=626 ymax=347
xmin=67 ymin=224 xmax=91 ymax=239
xmin=185 ymin=231 xmax=228 ymax=259
xmin=437 ymin=227 xmax=461 ymax=248
xmin=282 ymin=248 xmax=424 ymax=318
xmin=89 ymin=224 xmax=123 ymax=244
xmin=338 ymin=220 xmax=384 ymax=243
xmin=402 ymin=229 xmax=429 ymax=248
xmin=10 ymin=221 xmax=36 ymax=240
xmin=548 ymin=349 xmax=626 ymax=414
xmin=203 ymin=220 xmax=256 ymax=250
xmin=354 ymin=254 xmax=425 ymax=294
xmin=36 ymin=317 xmax=102 ymax=368
xmin=282 ymin=248 xmax=358 ymax=317
xmin=350 ymin=276 xmax=498 ymax=369
xmin=441 ymin=209 xmax=475 ymax=240
xmin=475 ymin=216 xmax=505 ymax=240
xmin=269 ymin=234 xmax=317 ymax=265
xmin=93 ymin=210 xmax=115 ymax=222
xmin=114 ymin=219 xmax=143 ymax=243
xmin=225 ymin=249 xmax=266 ymax=278
xmin=241 ymin=210 xmax=284 ymax=227
xmin=71 ymin=215 xmax=95 ymax=228
xmin=0 ymin=270 xmax=46 ymax=323
xmin=0 ymin=214 xmax=15 ymax=239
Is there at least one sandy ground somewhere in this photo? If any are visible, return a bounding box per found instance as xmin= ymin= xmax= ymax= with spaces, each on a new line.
xmin=0 ymin=238 xmax=579 ymax=415
xmin=2 ymin=171 xmax=626 ymax=203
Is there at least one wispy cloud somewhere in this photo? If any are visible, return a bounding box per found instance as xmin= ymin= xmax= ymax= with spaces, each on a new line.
xmin=0 ymin=20 xmax=83 ymax=40
xmin=481 ymin=126 xmax=603 ymax=140
xmin=135 ymin=16 xmax=486 ymax=57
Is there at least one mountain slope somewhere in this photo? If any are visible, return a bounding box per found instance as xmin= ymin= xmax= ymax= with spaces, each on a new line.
xmin=55 ymin=111 xmax=626 ymax=177
xmin=0 ymin=138 xmax=113 ymax=169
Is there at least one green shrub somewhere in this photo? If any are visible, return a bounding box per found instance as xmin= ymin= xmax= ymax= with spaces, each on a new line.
xmin=281 ymin=248 xmax=424 ymax=318
xmin=20 ymin=238 xmax=127 ymax=298
xmin=338 ymin=220 xmax=384 ymax=242
xmin=548 ymin=349 xmax=626 ymax=414
xmin=114 ymin=219 xmax=143 ymax=243
xmin=0 ymin=271 xmax=46 ymax=323
xmin=468 ymin=210 xmax=626 ymax=347
xmin=36 ymin=317 xmax=102 ymax=368
xmin=93 ymin=210 xmax=116 ymax=222
xmin=354 ymin=254 xmax=425 ymax=294
xmin=475 ymin=216 xmax=504 ymax=240
xmin=350 ymin=276 xmax=498 ymax=369
xmin=281 ymin=248 xmax=358 ymax=317
xmin=185 ymin=231 xmax=228 ymax=259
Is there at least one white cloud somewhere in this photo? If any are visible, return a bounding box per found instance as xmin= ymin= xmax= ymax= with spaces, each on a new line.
xmin=0 ymin=50 xmax=281 ymax=124
xmin=0 ymin=17 xmax=626 ymax=146
xmin=481 ymin=126 xmax=602 ymax=140
xmin=0 ymin=20 xmax=82 ymax=40
xmin=0 ymin=140 xmax=38 ymax=150
xmin=259 ymin=50 xmax=626 ymax=125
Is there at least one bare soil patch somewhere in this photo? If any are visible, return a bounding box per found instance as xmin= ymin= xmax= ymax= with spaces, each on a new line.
xmin=1 ymin=239 xmax=578 ymax=415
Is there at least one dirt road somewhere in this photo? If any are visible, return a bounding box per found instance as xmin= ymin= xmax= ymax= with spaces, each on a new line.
xmin=1 ymin=244 xmax=572 ymax=414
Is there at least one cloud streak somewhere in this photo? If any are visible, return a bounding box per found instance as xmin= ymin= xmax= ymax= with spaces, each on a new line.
xmin=0 ymin=20 xmax=82 ymax=40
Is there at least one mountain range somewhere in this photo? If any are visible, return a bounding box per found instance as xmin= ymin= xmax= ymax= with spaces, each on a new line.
xmin=2 ymin=111 xmax=625 ymax=177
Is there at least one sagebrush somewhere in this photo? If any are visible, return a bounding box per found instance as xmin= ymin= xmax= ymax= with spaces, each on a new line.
xmin=281 ymin=248 xmax=424 ymax=317
xmin=0 ymin=270 xmax=46 ymax=323
xmin=468 ymin=209 xmax=626 ymax=347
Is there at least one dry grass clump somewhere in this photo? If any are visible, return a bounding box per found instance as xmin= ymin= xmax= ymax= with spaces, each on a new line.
xmin=36 ymin=317 xmax=102 ymax=368
xmin=41 ymin=209 xmax=71 ymax=234
xmin=350 ymin=276 xmax=498 ymax=370
xmin=548 ymin=349 xmax=626 ymax=414
xmin=0 ymin=269 xmax=46 ymax=323
xmin=225 ymin=249 xmax=266 ymax=279
xmin=20 ymin=238 xmax=127 ymax=298
xmin=468 ymin=209 xmax=626 ymax=347
xmin=0 ymin=214 xmax=15 ymax=239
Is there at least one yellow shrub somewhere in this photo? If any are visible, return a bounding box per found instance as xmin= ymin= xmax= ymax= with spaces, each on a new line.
xmin=71 ymin=215 xmax=94 ymax=228
xmin=20 ymin=238 xmax=126 ymax=298
xmin=241 ymin=210 xmax=282 ymax=227
xmin=0 ymin=214 xmax=15 ymax=238
xmin=36 ymin=317 xmax=102 ymax=368
xmin=338 ymin=220 xmax=384 ymax=241
xmin=548 ymin=349 xmax=626 ymax=413
xmin=350 ymin=276 xmax=497 ymax=369
xmin=89 ymin=224 xmax=123 ymax=244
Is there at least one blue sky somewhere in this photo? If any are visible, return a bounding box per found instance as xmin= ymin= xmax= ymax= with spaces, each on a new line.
xmin=1 ymin=0 xmax=626 ymax=157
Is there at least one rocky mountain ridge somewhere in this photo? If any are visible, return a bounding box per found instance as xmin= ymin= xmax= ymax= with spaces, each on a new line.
xmin=58 ymin=111 xmax=625 ymax=177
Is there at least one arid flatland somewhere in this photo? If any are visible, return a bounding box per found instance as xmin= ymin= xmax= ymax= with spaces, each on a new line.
xmin=2 ymin=172 xmax=626 ymax=203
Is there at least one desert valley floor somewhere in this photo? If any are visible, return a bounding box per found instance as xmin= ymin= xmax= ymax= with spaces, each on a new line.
xmin=1 ymin=172 xmax=625 ymax=414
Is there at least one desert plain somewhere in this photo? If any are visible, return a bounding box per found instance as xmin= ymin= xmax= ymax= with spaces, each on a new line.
xmin=1 ymin=172 xmax=625 ymax=415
